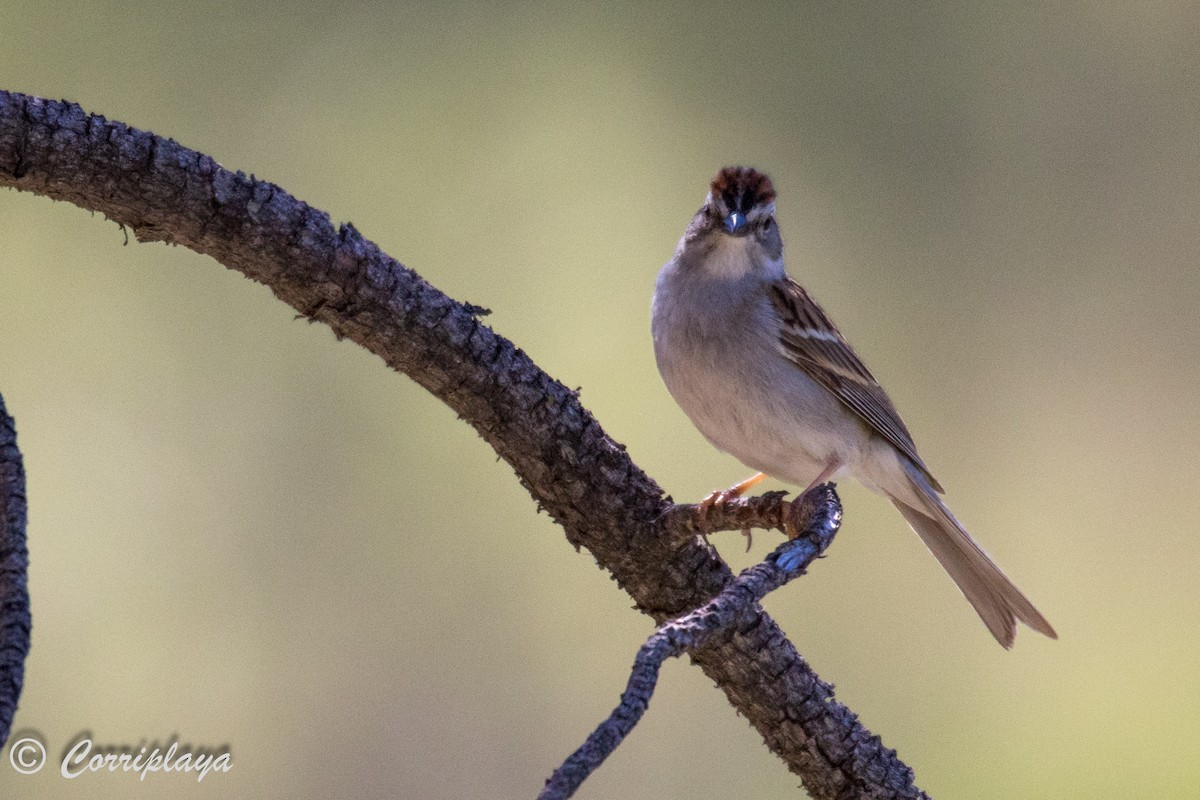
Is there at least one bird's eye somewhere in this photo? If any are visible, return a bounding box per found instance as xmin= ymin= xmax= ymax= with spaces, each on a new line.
xmin=761 ymin=217 xmax=774 ymax=232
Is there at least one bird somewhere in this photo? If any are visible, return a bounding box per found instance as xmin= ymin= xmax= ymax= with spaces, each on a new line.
xmin=650 ymin=166 xmax=1055 ymax=647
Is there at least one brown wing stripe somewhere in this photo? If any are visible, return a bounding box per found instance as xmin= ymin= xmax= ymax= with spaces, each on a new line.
xmin=769 ymin=280 xmax=941 ymax=489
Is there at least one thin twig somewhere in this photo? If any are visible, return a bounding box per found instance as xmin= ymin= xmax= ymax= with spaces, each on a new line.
xmin=540 ymin=485 xmax=842 ymax=800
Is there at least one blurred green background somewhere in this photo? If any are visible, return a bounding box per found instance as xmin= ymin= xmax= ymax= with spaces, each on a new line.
xmin=2 ymin=2 xmax=1198 ymax=798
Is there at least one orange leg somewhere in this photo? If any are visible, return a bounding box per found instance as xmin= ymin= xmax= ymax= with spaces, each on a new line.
xmin=698 ymin=473 xmax=768 ymax=549
xmin=801 ymin=462 xmax=840 ymax=495
xmin=699 ymin=472 xmax=768 ymax=515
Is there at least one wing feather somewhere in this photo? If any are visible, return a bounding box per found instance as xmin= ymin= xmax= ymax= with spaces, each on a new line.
xmin=768 ymin=279 xmax=943 ymax=492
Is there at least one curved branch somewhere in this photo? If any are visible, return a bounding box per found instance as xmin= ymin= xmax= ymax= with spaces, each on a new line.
xmin=0 ymin=90 xmax=927 ymax=799
xmin=0 ymin=393 xmax=31 ymax=748
xmin=542 ymin=484 xmax=843 ymax=800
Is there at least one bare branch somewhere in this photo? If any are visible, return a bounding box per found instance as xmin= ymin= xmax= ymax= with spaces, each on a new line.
xmin=0 ymin=90 xmax=928 ymax=799
xmin=541 ymin=484 xmax=843 ymax=800
xmin=0 ymin=393 xmax=31 ymax=748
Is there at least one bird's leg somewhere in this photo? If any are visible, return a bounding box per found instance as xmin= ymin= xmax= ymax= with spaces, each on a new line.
xmin=699 ymin=472 xmax=768 ymax=517
xmin=784 ymin=461 xmax=841 ymax=539
xmin=698 ymin=472 xmax=768 ymax=549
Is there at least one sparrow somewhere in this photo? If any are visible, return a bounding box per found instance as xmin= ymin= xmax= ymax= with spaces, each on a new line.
xmin=650 ymin=166 xmax=1055 ymax=647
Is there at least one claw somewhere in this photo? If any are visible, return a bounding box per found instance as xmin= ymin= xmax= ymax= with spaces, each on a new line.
xmin=782 ymin=504 xmax=799 ymax=540
xmin=782 ymin=463 xmax=842 ymax=539
xmin=783 ymin=482 xmax=835 ymax=540
xmin=696 ymin=473 xmax=768 ymax=542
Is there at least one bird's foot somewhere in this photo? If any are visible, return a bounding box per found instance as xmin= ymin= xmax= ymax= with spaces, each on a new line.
xmin=697 ymin=473 xmax=768 ymax=547
xmin=782 ymin=482 xmax=838 ymax=540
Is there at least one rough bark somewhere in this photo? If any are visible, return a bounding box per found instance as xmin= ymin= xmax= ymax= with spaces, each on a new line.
xmin=0 ymin=90 xmax=927 ymax=799
xmin=0 ymin=393 xmax=31 ymax=747
xmin=542 ymin=485 xmax=844 ymax=800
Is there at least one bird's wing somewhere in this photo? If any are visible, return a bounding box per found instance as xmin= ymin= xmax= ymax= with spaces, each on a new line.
xmin=767 ymin=278 xmax=943 ymax=492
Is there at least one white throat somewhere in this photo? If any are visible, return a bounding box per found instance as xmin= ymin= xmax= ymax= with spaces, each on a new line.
xmin=695 ymin=235 xmax=784 ymax=281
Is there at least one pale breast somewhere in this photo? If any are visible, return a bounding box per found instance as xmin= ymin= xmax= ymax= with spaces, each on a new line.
xmin=652 ymin=268 xmax=867 ymax=487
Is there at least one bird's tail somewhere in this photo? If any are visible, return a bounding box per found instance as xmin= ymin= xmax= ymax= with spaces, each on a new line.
xmin=887 ymin=459 xmax=1056 ymax=648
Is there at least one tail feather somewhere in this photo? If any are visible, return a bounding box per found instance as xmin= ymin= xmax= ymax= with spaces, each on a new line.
xmin=888 ymin=461 xmax=1056 ymax=648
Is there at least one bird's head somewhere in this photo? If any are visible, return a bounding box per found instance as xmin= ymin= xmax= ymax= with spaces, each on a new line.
xmin=679 ymin=166 xmax=784 ymax=278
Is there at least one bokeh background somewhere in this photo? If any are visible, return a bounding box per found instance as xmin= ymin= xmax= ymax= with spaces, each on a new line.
xmin=2 ymin=2 xmax=1198 ymax=798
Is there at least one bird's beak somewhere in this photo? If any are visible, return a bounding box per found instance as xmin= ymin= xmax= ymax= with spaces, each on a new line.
xmin=723 ymin=211 xmax=748 ymax=236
